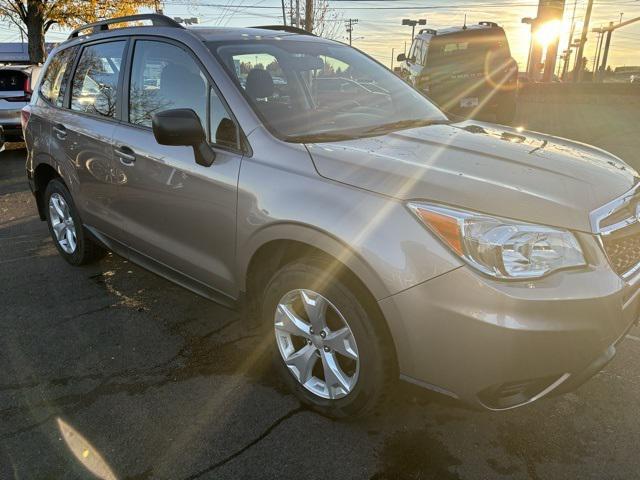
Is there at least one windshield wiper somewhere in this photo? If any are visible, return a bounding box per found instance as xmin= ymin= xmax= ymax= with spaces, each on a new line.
xmin=361 ymin=118 xmax=450 ymax=136
xmin=284 ymin=119 xmax=451 ymax=143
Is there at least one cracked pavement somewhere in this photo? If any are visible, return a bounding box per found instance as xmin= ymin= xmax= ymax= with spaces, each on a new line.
xmin=2 ymin=142 xmax=640 ymax=479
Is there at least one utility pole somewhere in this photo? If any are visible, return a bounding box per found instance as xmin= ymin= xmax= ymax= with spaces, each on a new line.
xmin=345 ymin=18 xmax=358 ymax=46
xmin=557 ymin=0 xmax=578 ymax=80
xmin=600 ymin=26 xmax=614 ymax=77
xmin=304 ymin=0 xmax=314 ymax=33
xmin=573 ymin=0 xmax=594 ymax=82
xmin=561 ymin=48 xmax=572 ymax=80
xmin=592 ymin=27 xmax=603 ymax=81
xmin=523 ymin=0 xmax=565 ymax=82
xmin=592 ymin=16 xmax=640 ymax=80
xmin=391 ymin=48 xmax=395 ymax=71
xmin=600 ymin=22 xmax=613 ymax=75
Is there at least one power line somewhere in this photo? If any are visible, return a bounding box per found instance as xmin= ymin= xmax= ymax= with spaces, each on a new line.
xmin=161 ymin=1 xmax=544 ymax=9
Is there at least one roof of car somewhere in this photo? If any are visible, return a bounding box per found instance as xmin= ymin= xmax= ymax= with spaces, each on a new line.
xmin=62 ymin=14 xmax=326 ymax=46
xmin=55 ymin=25 xmax=329 ymax=55
xmin=189 ymin=26 xmax=323 ymax=42
xmin=50 ymin=15 xmax=337 ymax=59
xmin=416 ymin=22 xmax=505 ymax=40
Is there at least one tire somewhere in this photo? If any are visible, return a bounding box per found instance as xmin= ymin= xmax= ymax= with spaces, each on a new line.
xmin=262 ymin=256 xmax=396 ymax=418
xmin=44 ymin=178 xmax=105 ymax=266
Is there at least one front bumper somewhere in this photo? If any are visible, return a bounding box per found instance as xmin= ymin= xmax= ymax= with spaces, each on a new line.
xmin=379 ymin=251 xmax=638 ymax=410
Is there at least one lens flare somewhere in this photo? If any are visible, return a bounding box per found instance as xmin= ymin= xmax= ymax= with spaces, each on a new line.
xmin=534 ymin=20 xmax=563 ymax=48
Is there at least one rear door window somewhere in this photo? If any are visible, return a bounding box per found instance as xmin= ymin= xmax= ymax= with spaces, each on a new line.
xmin=70 ymin=41 xmax=126 ymax=118
xmin=40 ymin=47 xmax=77 ymax=106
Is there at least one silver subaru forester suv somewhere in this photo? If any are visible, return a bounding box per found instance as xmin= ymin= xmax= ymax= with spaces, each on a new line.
xmin=23 ymin=14 xmax=639 ymax=417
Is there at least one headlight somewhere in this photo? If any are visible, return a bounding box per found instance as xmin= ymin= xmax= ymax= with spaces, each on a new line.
xmin=408 ymin=202 xmax=586 ymax=279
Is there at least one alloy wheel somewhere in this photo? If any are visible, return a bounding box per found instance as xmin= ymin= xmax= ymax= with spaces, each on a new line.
xmin=49 ymin=193 xmax=77 ymax=254
xmin=274 ymin=289 xmax=359 ymax=399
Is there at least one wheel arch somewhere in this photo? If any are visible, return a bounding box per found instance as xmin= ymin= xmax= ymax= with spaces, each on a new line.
xmin=240 ymin=223 xmax=390 ymax=302
xmin=33 ymin=158 xmax=62 ymax=220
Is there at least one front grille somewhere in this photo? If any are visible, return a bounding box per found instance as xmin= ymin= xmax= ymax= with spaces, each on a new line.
xmin=602 ymin=227 xmax=640 ymax=277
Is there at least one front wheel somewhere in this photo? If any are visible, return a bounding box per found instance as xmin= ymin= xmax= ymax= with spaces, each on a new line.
xmin=262 ymin=258 xmax=396 ymax=418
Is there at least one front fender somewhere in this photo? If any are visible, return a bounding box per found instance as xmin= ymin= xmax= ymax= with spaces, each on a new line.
xmin=239 ymin=221 xmax=390 ymax=301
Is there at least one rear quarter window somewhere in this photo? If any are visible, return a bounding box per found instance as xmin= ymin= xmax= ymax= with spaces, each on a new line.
xmin=40 ymin=47 xmax=77 ymax=107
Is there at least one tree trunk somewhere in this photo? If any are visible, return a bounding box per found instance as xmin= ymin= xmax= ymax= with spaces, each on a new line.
xmin=304 ymin=0 xmax=313 ymax=32
xmin=26 ymin=0 xmax=46 ymax=64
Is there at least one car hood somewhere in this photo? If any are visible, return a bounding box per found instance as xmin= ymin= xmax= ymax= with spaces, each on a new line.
xmin=306 ymin=121 xmax=638 ymax=232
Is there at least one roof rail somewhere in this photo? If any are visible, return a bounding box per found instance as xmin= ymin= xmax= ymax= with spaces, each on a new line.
xmin=478 ymin=21 xmax=499 ymax=28
xmin=250 ymin=25 xmax=315 ymax=36
xmin=68 ymin=14 xmax=184 ymax=39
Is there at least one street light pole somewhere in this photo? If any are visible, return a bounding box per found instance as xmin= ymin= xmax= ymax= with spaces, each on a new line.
xmin=402 ymin=18 xmax=427 ymax=42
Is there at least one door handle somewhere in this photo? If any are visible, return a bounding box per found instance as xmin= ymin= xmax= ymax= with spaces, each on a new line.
xmin=114 ymin=146 xmax=136 ymax=166
xmin=53 ymin=124 xmax=67 ymax=140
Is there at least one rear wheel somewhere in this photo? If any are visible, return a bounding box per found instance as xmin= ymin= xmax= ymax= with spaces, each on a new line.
xmin=44 ymin=179 xmax=105 ymax=265
xmin=262 ymin=257 xmax=395 ymax=418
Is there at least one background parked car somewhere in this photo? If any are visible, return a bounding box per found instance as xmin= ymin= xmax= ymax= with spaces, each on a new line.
xmin=397 ymin=22 xmax=518 ymax=124
xmin=0 ymin=64 xmax=41 ymax=146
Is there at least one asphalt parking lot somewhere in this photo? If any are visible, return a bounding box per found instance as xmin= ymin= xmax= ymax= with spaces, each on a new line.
xmin=2 ymin=138 xmax=640 ymax=479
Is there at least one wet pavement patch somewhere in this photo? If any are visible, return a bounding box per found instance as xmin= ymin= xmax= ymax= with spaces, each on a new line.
xmin=371 ymin=427 xmax=462 ymax=479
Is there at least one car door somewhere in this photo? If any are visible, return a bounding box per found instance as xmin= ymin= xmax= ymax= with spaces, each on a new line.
xmin=30 ymin=46 xmax=76 ymax=162
xmin=57 ymin=39 xmax=129 ymax=241
xmin=110 ymin=38 xmax=243 ymax=297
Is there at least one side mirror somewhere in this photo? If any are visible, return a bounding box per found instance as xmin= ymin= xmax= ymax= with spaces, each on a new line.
xmin=396 ymin=53 xmax=407 ymax=62
xmin=152 ymin=108 xmax=215 ymax=167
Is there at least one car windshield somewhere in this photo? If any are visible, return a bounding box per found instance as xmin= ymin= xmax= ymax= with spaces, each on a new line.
xmin=209 ymin=39 xmax=447 ymax=142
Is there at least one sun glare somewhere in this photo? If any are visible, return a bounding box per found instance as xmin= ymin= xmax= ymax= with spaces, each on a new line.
xmin=534 ymin=20 xmax=563 ymax=48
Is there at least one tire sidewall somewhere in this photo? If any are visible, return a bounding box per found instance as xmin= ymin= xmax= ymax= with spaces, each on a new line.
xmin=263 ymin=261 xmax=388 ymax=418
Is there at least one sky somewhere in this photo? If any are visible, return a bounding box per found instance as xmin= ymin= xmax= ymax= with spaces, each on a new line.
xmin=0 ymin=0 xmax=638 ymax=70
